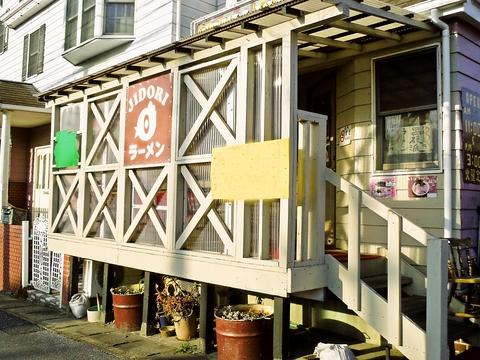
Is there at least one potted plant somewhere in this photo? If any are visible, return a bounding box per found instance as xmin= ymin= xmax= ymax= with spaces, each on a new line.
xmin=110 ymin=282 xmax=144 ymax=331
xmin=215 ymin=304 xmax=273 ymax=360
xmin=155 ymin=277 xmax=200 ymax=340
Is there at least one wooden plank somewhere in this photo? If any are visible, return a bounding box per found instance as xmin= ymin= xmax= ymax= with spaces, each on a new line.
xmin=347 ymin=185 xmax=361 ymax=311
xmin=326 ymin=0 xmax=434 ymax=31
xmin=330 ymin=20 xmax=401 ymax=41
xmin=387 ymin=211 xmax=402 ymax=346
xmin=297 ymin=32 xmax=362 ymax=50
xmin=426 ymin=239 xmax=449 ymax=360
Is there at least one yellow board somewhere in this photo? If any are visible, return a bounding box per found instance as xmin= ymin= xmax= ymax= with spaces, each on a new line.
xmin=211 ymin=139 xmax=290 ymax=200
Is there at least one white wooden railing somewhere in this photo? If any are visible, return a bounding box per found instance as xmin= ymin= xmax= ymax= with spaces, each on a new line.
xmin=325 ymin=169 xmax=449 ymax=360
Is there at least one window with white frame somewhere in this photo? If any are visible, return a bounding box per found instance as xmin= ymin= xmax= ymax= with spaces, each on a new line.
xmin=374 ymin=47 xmax=440 ymax=171
xmin=64 ymin=0 xmax=134 ymax=50
xmin=0 ymin=22 xmax=7 ymax=54
xmin=22 ymin=25 xmax=45 ymax=80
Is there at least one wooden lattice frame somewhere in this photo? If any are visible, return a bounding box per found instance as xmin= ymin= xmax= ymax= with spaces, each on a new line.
xmin=51 ymin=174 xmax=80 ymax=234
xmin=124 ymin=167 xmax=169 ymax=246
xmin=85 ymin=93 xmax=121 ymax=166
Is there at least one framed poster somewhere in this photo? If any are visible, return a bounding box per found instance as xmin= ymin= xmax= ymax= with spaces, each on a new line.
xmin=124 ymin=73 xmax=173 ymax=166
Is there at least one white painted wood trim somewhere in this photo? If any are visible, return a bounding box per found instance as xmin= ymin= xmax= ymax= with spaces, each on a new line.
xmin=387 ymin=210 xmax=402 ymax=346
xmin=178 ymin=58 xmax=238 ymax=157
xmin=51 ymin=173 xmax=80 ymax=232
xmin=347 ymin=185 xmax=361 ymax=311
xmin=82 ymin=171 xmax=118 ymax=237
xmin=426 ymin=238 xmax=449 ymax=360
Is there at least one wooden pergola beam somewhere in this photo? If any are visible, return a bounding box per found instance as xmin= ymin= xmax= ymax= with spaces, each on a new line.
xmin=297 ymin=32 xmax=362 ymax=51
xmin=327 ymin=0 xmax=434 ymax=31
xmin=298 ymin=49 xmax=327 ymax=59
xmin=330 ymin=20 xmax=401 ymax=41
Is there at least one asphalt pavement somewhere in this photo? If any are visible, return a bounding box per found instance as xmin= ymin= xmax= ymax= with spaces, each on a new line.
xmin=0 ymin=308 xmax=119 ymax=359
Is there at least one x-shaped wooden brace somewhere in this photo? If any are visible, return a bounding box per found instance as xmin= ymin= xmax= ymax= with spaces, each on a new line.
xmin=51 ymin=174 xmax=80 ymax=234
xmin=86 ymin=173 xmax=117 ymax=239
xmin=178 ymin=58 xmax=238 ymax=157
xmin=124 ymin=167 xmax=169 ymax=246
xmin=86 ymin=93 xmax=121 ymax=166
xmin=83 ymin=171 xmax=118 ymax=237
xmin=176 ymin=166 xmax=233 ymax=253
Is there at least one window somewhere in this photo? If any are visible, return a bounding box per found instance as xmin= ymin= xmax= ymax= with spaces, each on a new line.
xmin=0 ymin=22 xmax=7 ymax=54
xmin=105 ymin=0 xmax=134 ymax=34
xmin=65 ymin=0 xmax=78 ymax=50
xmin=22 ymin=25 xmax=45 ymax=80
xmin=64 ymin=0 xmax=134 ymax=50
xmin=374 ymin=48 xmax=439 ymax=171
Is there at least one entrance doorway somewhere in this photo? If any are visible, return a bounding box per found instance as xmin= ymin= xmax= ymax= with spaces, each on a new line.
xmin=298 ymin=70 xmax=336 ymax=247
xmin=32 ymin=145 xmax=51 ymax=217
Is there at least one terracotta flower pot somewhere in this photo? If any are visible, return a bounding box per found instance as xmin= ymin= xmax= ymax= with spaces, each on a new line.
xmin=215 ymin=304 xmax=273 ymax=360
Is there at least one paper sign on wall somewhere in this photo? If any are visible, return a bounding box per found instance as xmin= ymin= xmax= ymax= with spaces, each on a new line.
xmin=124 ymin=73 xmax=173 ymax=166
xmin=339 ymin=125 xmax=352 ymax=146
xmin=408 ymin=176 xmax=437 ymax=198
xmin=369 ymin=177 xmax=397 ymax=199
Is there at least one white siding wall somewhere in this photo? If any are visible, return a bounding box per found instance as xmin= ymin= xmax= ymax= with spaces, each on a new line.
xmin=0 ymin=0 xmax=218 ymax=92
xmin=333 ymin=38 xmax=454 ymax=265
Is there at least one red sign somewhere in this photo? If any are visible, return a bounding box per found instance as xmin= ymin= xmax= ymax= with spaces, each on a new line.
xmin=124 ymin=73 xmax=173 ymax=165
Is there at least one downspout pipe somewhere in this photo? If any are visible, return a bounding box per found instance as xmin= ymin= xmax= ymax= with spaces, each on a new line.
xmin=431 ymin=9 xmax=452 ymax=239
xmin=176 ymin=0 xmax=182 ymax=41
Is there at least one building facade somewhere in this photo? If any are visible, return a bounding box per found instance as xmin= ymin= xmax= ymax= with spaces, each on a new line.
xmin=3 ymin=0 xmax=480 ymax=358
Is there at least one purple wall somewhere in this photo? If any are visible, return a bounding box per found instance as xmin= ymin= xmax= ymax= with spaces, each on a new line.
xmin=450 ymin=20 xmax=480 ymax=243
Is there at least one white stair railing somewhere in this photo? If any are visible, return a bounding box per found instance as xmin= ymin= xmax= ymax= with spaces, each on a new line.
xmin=325 ymin=168 xmax=448 ymax=360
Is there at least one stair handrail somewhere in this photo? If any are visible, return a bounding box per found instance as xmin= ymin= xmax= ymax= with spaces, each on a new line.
xmin=324 ymin=168 xmax=448 ymax=360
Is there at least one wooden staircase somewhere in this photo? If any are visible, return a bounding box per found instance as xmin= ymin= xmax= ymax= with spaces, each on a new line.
xmin=324 ymin=168 xmax=451 ymax=359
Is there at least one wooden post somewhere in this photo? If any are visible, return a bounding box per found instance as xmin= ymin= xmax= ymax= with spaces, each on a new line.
xmin=101 ymin=262 xmax=114 ymax=323
xmin=387 ymin=211 xmax=402 ymax=346
xmin=347 ymin=186 xmax=361 ymax=311
xmin=141 ymin=271 xmax=157 ymax=336
xmin=199 ymin=282 xmax=215 ymax=353
xmin=426 ymin=238 xmax=448 ymax=360
xmin=273 ymin=296 xmax=290 ymax=360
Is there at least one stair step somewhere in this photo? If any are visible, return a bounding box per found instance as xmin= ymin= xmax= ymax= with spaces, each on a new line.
xmin=362 ymin=274 xmax=412 ymax=290
xmin=402 ymin=295 xmax=426 ymax=315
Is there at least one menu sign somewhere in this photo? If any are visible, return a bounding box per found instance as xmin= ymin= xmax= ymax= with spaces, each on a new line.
xmin=125 ymin=74 xmax=173 ymax=166
xmin=462 ymin=87 xmax=480 ymax=184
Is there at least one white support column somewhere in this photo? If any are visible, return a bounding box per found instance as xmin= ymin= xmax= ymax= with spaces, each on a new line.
xmin=0 ymin=111 xmax=11 ymax=209
xmin=426 ymin=238 xmax=449 ymax=360
xmin=279 ymin=30 xmax=298 ymax=269
xmin=22 ymin=221 xmax=29 ymax=287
